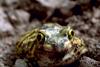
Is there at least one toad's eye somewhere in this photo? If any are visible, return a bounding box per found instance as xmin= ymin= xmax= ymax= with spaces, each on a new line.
xmin=60 ymin=27 xmax=75 ymax=39
xmin=37 ymin=32 xmax=45 ymax=42
xmin=68 ymin=30 xmax=75 ymax=40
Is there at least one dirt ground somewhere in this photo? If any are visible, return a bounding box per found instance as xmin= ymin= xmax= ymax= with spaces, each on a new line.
xmin=0 ymin=0 xmax=100 ymax=67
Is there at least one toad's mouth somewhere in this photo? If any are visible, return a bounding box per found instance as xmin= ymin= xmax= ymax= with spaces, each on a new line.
xmin=62 ymin=37 xmax=88 ymax=63
xmin=62 ymin=47 xmax=88 ymax=60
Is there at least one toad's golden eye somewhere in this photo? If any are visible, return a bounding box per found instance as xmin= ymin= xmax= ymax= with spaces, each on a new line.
xmin=60 ymin=27 xmax=75 ymax=39
xmin=37 ymin=32 xmax=45 ymax=42
xmin=68 ymin=30 xmax=75 ymax=40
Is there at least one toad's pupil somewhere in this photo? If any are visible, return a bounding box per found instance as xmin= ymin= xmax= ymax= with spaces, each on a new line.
xmin=71 ymin=31 xmax=74 ymax=36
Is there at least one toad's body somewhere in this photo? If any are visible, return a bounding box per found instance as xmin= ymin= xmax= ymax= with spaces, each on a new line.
xmin=16 ymin=23 xmax=87 ymax=67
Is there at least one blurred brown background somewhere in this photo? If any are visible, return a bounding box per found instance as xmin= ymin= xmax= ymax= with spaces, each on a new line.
xmin=0 ymin=0 xmax=100 ymax=67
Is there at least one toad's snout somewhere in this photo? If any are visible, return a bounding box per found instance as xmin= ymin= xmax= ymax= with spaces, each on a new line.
xmin=63 ymin=37 xmax=88 ymax=60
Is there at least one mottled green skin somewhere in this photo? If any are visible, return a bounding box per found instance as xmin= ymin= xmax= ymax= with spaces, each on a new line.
xmin=16 ymin=23 xmax=87 ymax=67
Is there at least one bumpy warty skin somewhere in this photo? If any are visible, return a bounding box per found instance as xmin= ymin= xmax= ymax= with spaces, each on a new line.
xmin=16 ymin=23 xmax=88 ymax=67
